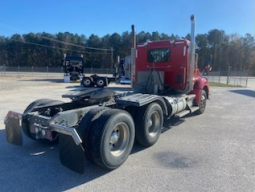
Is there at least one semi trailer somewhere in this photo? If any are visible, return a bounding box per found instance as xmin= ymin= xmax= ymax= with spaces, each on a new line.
xmin=4 ymin=15 xmax=209 ymax=174
xmin=80 ymin=55 xmax=131 ymax=88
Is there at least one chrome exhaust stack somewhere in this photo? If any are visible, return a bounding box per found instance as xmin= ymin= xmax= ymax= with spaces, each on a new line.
xmin=188 ymin=15 xmax=196 ymax=92
xmin=131 ymin=25 xmax=136 ymax=49
xmin=131 ymin=25 xmax=136 ymax=87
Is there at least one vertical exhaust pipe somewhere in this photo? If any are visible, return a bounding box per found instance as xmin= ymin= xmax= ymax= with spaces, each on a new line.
xmin=188 ymin=15 xmax=196 ymax=93
xmin=131 ymin=25 xmax=136 ymax=87
xmin=131 ymin=25 xmax=136 ymax=48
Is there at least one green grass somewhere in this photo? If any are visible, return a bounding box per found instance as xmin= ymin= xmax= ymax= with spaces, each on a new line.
xmin=209 ymin=82 xmax=242 ymax=87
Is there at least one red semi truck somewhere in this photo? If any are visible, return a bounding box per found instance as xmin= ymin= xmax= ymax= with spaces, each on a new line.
xmin=5 ymin=15 xmax=209 ymax=174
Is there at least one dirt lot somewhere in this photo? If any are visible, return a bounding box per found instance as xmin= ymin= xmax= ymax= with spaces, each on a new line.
xmin=0 ymin=75 xmax=255 ymax=192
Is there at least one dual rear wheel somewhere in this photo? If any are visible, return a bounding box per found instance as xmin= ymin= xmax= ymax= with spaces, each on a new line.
xmin=77 ymin=102 xmax=164 ymax=169
xmin=81 ymin=77 xmax=106 ymax=87
xmin=77 ymin=107 xmax=135 ymax=169
xmin=135 ymin=102 xmax=163 ymax=147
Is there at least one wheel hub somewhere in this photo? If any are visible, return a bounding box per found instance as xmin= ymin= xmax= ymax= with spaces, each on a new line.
xmin=147 ymin=119 xmax=152 ymax=127
xmin=110 ymin=131 xmax=119 ymax=144
xmin=201 ymin=95 xmax=206 ymax=107
xmin=109 ymin=123 xmax=129 ymax=156
xmin=98 ymin=80 xmax=103 ymax=85
xmin=84 ymin=80 xmax=90 ymax=86
xmin=147 ymin=112 xmax=160 ymax=136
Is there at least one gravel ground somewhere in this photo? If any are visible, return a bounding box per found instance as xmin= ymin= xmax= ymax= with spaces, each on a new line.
xmin=0 ymin=75 xmax=255 ymax=192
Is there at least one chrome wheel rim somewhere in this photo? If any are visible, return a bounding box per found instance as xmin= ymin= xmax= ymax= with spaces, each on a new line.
xmin=109 ymin=123 xmax=129 ymax=157
xmin=97 ymin=79 xmax=104 ymax=86
xmin=147 ymin=111 xmax=160 ymax=137
xmin=83 ymin=79 xmax=91 ymax=86
xmin=200 ymin=94 xmax=206 ymax=111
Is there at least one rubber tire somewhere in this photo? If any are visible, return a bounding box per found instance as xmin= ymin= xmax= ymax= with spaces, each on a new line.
xmin=76 ymin=107 xmax=110 ymax=161
xmin=22 ymin=99 xmax=64 ymax=141
xmin=96 ymin=78 xmax=105 ymax=88
xmin=196 ymin=90 xmax=207 ymax=115
xmin=81 ymin=77 xmax=92 ymax=87
xmin=135 ymin=102 xmax=163 ymax=147
xmin=87 ymin=109 xmax=135 ymax=169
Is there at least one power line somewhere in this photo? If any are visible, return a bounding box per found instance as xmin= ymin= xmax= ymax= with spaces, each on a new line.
xmin=11 ymin=39 xmax=111 ymax=55
xmin=0 ymin=22 xmax=113 ymax=51
xmin=40 ymin=36 xmax=112 ymax=51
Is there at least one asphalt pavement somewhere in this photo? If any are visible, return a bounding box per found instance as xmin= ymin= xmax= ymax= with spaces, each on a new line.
xmin=0 ymin=76 xmax=255 ymax=192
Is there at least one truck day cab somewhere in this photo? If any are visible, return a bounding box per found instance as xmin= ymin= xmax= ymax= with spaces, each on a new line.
xmin=4 ymin=15 xmax=209 ymax=174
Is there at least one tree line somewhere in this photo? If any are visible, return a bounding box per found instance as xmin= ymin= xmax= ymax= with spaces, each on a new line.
xmin=0 ymin=29 xmax=254 ymax=75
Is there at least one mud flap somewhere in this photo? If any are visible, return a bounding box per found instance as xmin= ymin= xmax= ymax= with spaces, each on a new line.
xmin=59 ymin=133 xmax=85 ymax=174
xmin=5 ymin=111 xmax=23 ymax=146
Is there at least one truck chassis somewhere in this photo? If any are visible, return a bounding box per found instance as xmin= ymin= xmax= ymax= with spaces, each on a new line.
xmin=5 ymin=87 xmax=207 ymax=174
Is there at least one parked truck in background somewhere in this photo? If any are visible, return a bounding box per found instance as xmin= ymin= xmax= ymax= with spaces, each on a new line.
xmin=116 ymin=55 xmax=132 ymax=84
xmin=63 ymin=54 xmax=130 ymax=86
xmin=4 ymin=15 xmax=209 ymax=174
xmin=63 ymin=54 xmax=84 ymax=81
xmin=80 ymin=55 xmax=131 ymax=87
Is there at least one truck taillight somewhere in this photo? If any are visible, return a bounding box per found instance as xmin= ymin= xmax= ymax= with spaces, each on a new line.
xmin=46 ymin=131 xmax=51 ymax=138
xmin=30 ymin=125 xmax=35 ymax=132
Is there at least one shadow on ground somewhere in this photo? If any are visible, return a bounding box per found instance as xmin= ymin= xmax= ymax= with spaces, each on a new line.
xmin=229 ymin=89 xmax=255 ymax=98
xmin=19 ymin=78 xmax=65 ymax=83
xmin=0 ymin=116 xmax=184 ymax=191
xmin=0 ymin=128 xmax=113 ymax=191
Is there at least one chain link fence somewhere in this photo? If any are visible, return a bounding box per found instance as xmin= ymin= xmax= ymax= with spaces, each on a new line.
xmin=205 ymin=69 xmax=248 ymax=87
xmin=0 ymin=66 xmax=250 ymax=87
xmin=0 ymin=66 xmax=116 ymax=77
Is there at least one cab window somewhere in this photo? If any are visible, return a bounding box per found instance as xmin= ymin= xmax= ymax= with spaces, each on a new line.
xmin=147 ymin=48 xmax=170 ymax=63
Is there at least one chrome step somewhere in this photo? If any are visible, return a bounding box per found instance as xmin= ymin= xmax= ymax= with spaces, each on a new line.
xmin=175 ymin=106 xmax=199 ymax=118
xmin=186 ymin=94 xmax=196 ymax=100
xmin=190 ymin=106 xmax=199 ymax=113
xmin=175 ymin=110 xmax=190 ymax=118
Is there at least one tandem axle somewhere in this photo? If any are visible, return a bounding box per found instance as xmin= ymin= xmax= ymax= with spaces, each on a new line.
xmin=5 ymin=87 xmax=207 ymax=173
